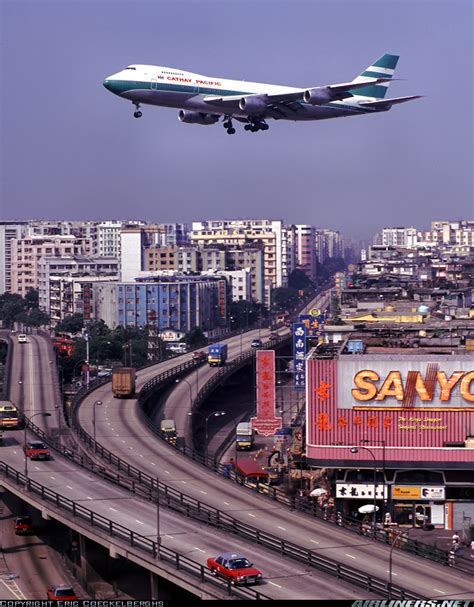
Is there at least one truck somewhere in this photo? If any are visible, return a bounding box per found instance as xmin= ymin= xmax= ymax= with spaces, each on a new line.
xmin=160 ymin=419 xmax=177 ymax=444
xmin=208 ymin=343 xmax=228 ymax=367
xmin=112 ymin=367 xmax=136 ymax=398
xmin=236 ymin=422 xmax=254 ymax=451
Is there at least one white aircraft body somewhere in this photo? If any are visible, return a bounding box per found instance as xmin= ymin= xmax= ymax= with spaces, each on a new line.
xmin=103 ymin=54 xmax=420 ymax=134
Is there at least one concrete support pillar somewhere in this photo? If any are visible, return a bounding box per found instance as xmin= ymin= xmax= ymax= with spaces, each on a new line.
xmin=77 ymin=534 xmax=90 ymax=587
xmin=150 ymin=572 xmax=160 ymax=600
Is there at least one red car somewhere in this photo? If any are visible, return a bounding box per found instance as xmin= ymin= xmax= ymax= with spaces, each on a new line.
xmin=24 ymin=440 xmax=50 ymax=460
xmin=207 ymin=552 xmax=263 ymax=585
xmin=14 ymin=516 xmax=33 ymax=535
xmin=47 ymin=585 xmax=78 ymax=600
xmin=192 ymin=351 xmax=207 ymax=362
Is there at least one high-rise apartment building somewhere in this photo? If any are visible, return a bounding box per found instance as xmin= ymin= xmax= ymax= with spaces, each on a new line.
xmin=295 ymin=224 xmax=317 ymax=282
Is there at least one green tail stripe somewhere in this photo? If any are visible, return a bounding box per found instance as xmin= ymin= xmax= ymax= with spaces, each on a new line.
xmin=361 ymin=70 xmax=393 ymax=79
xmin=372 ymin=54 xmax=399 ymax=70
xmin=348 ymin=84 xmax=388 ymax=98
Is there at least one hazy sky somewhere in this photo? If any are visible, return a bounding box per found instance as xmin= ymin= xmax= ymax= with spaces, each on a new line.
xmin=1 ymin=0 xmax=472 ymax=239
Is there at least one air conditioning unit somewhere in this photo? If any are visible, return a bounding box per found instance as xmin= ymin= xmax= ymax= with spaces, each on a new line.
xmin=464 ymin=438 xmax=474 ymax=449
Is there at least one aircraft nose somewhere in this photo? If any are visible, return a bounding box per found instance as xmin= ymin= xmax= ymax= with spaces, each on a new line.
xmin=103 ymin=78 xmax=114 ymax=91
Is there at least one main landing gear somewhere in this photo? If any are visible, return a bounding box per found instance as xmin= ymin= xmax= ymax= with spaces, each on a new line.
xmin=133 ymin=102 xmax=142 ymax=118
xmin=223 ymin=117 xmax=236 ymax=135
xmin=244 ymin=119 xmax=269 ymax=132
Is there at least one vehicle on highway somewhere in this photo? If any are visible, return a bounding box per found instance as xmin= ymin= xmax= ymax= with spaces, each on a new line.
xmin=111 ymin=367 xmax=136 ymax=398
xmin=236 ymin=422 xmax=254 ymax=451
xmin=192 ymin=350 xmax=207 ymax=362
xmin=251 ymin=338 xmax=263 ymax=348
xmin=0 ymin=402 xmax=20 ymax=429
xmin=207 ymin=552 xmax=263 ymax=585
xmin=208 ymin=343 xmax=228 ymax=367
xmin=234 ymin=459 xmax=269 ymax=485
xmin=47 ymin=585 xmax=78 ymax=600
xmin=14 ymin=515 xmax=33 ymax=535
xmin=160 ymin=419 xmax=177 ymax=444
xmin=23 ymin=440 xmax=50 ymax=460
xmin=17 ymin=334 xmax=27 ymax=343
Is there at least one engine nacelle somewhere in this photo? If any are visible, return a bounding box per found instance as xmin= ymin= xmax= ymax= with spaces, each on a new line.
xmin=303 ymin=87 xmax=332 ymax=105
xmin=178 ymin=110 xmax=219 ymax=125
xmin=239 ymin=96 xmax=267 ymax=114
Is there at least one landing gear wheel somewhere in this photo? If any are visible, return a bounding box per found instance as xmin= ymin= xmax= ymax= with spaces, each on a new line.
xmin=227 ymin=127 xmax=236 ymax=135
xmin=244 ymin=124 xmax=251 ymax=131
xmin=251 ymin=125 xmax=259 ymax=132
xmin=223 ymin=120 xmax=231 ymax=128
xmin=262 ymin=123 xmax=269 ymax=131
xmin=134 ymin=111 xmax=142 ymax=118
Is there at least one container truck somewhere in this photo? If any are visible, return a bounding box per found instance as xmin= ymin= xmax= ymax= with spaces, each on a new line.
xmin=236 ymin=422 xmax=254 ymax=451
xmin=208 ymin=343 xmax=228 ymax=367
xmin=112 ymin=367 xmax=136 ymax=398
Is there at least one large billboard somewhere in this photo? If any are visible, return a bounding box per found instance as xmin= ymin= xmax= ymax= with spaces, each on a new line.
xmin=305 ymin=357 xmax=474 ymax=463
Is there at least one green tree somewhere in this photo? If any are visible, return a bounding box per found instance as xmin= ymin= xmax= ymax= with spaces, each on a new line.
xmin=55 ymin=313 xmax=84 ymax=335
xmin=185 ymin=327 xmax=207 ymax=348
xmin=24 ymin=288 xmax=39 ymax=309
xmin=0 ymin=294 xmax=27 ymax=328
xmin=24 ymin=307 xmax=50 ymax=327
xmin=288 ymin=268 xmax=312 ymax=291
xmin=271 ymin=287 xmax=299 ymax=311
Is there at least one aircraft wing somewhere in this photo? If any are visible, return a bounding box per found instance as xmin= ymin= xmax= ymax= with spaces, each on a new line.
xmin=202 ymin=77 xmax=393 ymax=109
xmin=358 ymin=95 xmax=423 ymax=109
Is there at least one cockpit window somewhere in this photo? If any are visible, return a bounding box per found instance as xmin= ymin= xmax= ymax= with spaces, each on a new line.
xmin=125 ymin=66 xmax=136 ymax=70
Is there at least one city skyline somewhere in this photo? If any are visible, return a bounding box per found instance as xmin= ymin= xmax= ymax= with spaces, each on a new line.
xmin=1 ymin=0 xmax=472 ymax=239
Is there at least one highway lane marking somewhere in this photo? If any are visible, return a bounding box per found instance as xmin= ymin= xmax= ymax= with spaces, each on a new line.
xmin=109 ymin=507 xmax=118 ymax=512
xmin=310 ymin=540 xmax=319 ymax=544
xmin=200 ymin=490 xmax=207 ymax=494
xmin=50 ymin=476 xmax=56 ymax=480
xmin=248 ymin=513 xmax=256 ymax=518
xmin=66 ymin=486 xmax=73 ymax=490
xmin=135 ymin=520 xmax=144 ymax=525
xmin=277 ymin=526 xmax=286 ymax=531
xmin=34 ymin=466 xmax=40 ymax=470
xmin=193 ymin=547 xmax=205 ymax=552
xmin=164 ymin=535 xmax=174 ymax=539
xmin=86 ymin=496 xmax=93 ymax=500
xmin=139 ymin=454 xmax=144 ymax=458
xmin=345 ymin=554 xmax=356 ymax=559
xmin=433 ymin=589 xmax=445 ymax=594
xmin=268 ymin=581 xmax=282 ymax=588
xmin=223 ymin=501 xmax=230 ymax=505
xmin=386 ymin=571 xmax=397 ymax=576
xmin=181 ymin=481 xmax=187 ymax=484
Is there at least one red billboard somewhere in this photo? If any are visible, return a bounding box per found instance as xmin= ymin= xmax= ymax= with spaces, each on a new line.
xmin=251 ymin=350 xmax=282 ymax=436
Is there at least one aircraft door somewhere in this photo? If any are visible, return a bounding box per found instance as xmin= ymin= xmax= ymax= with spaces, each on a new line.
xmin=151 ymin=78 xmax=158 ymax=90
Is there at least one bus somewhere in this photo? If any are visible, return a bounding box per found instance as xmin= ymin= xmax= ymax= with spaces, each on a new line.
xmin=0 ymin=402 xmax=20 ymax=429
xmin=234 ymin=459 xmax=269 ymax=485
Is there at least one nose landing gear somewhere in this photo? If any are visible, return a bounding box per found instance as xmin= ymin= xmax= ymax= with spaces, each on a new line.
xmin=133 ymin=102 xmax=142 ymax=118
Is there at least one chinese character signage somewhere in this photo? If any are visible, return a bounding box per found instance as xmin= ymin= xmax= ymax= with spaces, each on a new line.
xmin=299 ymin=313 xmax=326 ymax=338
xmin=336 ymin=483 xmax=388 ymax=500
xmin=293 ymin=322 xmax=307 ymax=391
xmin=251 ymin=350 xmax=282 ymax=436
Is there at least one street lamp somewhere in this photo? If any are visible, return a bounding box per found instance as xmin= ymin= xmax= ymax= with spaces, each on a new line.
xmin=188 ymin=410 xmax=226 ymax=462
xmin=175 ymin=377 xmax=193 ymax=408
xmin=350 ymin=445 xmax=378 ymax=534
xmin=361 ymin=438 xmax=386 ymax=523
xmin=92 ymin=400 xmax=103 ymax=443
xmin=24 ymin=412 xmax=51 ymax=478
xmin=156 ymin=475 xmax=161 ymax=556
xmin=388 ymin=529 xmax=408 ymax=598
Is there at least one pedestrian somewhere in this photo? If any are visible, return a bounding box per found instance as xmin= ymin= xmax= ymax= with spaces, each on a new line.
xmin=470 ymin=540 xmax=474 ymax=558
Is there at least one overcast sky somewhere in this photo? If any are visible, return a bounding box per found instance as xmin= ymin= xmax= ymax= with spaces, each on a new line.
xmin=1 ymin=0 xmax=472 ymax=239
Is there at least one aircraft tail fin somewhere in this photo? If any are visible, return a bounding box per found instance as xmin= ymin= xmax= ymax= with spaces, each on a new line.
xmin=349 ymin=53 xmax=399 ymax=99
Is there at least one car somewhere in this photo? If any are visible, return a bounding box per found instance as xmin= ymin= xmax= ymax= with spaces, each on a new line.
xmin=17 ymin=334 xmax=27 ymax=344
xmin=251 ymin=339 xmax=263 ymax=348
xmin=207 ymin=552 xmax=263 ymax=585
xmin=14 ymin=515 xmax=33 ymax=535
xmin=192 ymin=351 xmax=207 ymax=362
xmin=269 ymin=332 xmax=280 ymax=341
xmin=23 ymin=440 xmax=50 ymax=460
xmin=47 ymin=585 xmax=78 ymax=600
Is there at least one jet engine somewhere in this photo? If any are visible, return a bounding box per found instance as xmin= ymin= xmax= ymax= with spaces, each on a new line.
xmin=303 ymin=87 xmax=333 ymax=105
xmin=178 ymin=110 xmax=219 ymax=125
xmin=239 ymin=96 xmax=267 ymax=114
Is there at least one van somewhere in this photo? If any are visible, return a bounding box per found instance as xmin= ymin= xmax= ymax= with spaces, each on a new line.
xmin=17 ymin=334 xmax=27 ymax=344
xmin=166 ymin=343 xmax=187 ymax=354
xmin=160 ymin=419 xmax=177 ymax=444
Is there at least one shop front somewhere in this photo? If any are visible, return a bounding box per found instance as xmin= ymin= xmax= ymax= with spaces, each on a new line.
xmin=392 ymin=485 xmax=446 ymax=527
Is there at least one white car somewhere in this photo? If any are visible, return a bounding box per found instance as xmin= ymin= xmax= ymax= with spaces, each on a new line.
xmin=17 ymin=334 xmax=27 ymax=344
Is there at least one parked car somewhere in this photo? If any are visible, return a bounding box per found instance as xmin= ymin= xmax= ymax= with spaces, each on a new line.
xmin=17 ymin=334 xmax=27 ymax=344
xmin=192 ymin=351 xmax=207 ymax=362
xmin=23 ymin=440 xmax=50 ymax=460
xmin=207 ymin=552 xmax=263 ymax=585
xmin=251 ymin=339 xmax=263 ymax=348
xmin=14 ymin=515 xmax=33 ymax=535
xmin=47 ymin=585 xmax=78 ymax=600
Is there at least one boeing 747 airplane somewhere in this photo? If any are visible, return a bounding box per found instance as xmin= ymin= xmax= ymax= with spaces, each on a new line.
xmin=103 ymin=53 xmax=420 ymax=134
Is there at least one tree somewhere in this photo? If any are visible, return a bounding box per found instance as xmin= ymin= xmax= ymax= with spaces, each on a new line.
xmin=23 ymin=307 xmax=50 ymax=328
xmin=0 ymin=294 xmax=27 ymax=328
xmin=24 ymin=288 xmax=39 ymax=309
xmin=55 ymin=313 xmax=84 ymax=335
xmin=288 ymin=268 xmax=312 ymax=291
xmin=185 ymin=327 xmax=207 ymax=348
xmin=271 ymin=287 xmax=299 ymax=311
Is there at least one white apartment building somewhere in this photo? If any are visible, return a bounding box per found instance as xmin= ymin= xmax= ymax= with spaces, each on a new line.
xmin=295 ymin=224 xmax=317 ymax=282
xmin=205 ymin=269 xmax=252 ymax=302
xmin=381 ymin=227 xmax=418 ymax=248
xmin=96 ymin=221 xmax=123 ymax=257
xmin=0 ymin=222 xmax=28 ymax=294
xmin=10 ymin=235 xmax=93 ymax=297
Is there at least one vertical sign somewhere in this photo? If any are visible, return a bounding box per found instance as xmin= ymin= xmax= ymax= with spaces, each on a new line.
xmin=293 ymin=322 xmax=307 ymax=391
xmin=251 ymin=350 xmax=282 ymax=436
xmin=83 ymin=283 xmax=92 ymax=322
xmin=299 ymin=313 xmax=326 ymax=338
